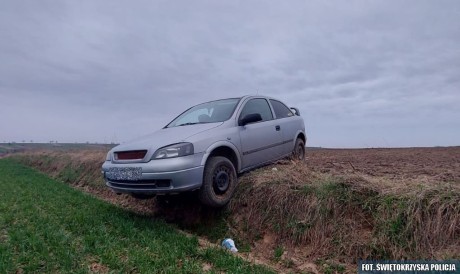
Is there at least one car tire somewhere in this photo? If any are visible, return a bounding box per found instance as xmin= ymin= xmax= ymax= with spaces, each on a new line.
xmin=199 ymin=156 xmax=237 ymax=207
xmin=292 ymin=138 xmax=305 ymax=161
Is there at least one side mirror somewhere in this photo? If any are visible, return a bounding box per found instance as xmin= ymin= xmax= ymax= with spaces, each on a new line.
xmin=239 ymin=113 xmax=262 ymax=126
xmin=290 ymin=107 xmax=300 ymax=116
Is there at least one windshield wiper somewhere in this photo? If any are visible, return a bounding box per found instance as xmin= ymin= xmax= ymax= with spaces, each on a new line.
xmin=177 ymin=122 xmax=200 ymax=127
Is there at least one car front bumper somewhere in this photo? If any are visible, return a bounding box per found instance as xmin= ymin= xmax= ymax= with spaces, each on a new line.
xmin=101 ymin=153 xmax=204 ymax=194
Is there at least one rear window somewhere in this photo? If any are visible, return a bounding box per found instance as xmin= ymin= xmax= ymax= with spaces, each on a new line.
xmin=269 ymin=99 xmax=293 ymax=119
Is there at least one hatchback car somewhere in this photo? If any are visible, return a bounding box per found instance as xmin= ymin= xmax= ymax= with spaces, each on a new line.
xmin=102 ymin=95 xmax=306 ymax=207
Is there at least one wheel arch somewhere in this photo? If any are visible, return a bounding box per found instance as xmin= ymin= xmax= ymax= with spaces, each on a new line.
xmin=201 ymin=141 xmax=241 ymax=173
xmin=296 ymin=131 xmax=306 ymax=144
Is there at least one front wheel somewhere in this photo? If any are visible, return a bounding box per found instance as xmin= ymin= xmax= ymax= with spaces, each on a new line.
xmin=292 ymin=138 xmax=305 ymax=161
xmin=199 ymin=156 xmax=237 ymax=207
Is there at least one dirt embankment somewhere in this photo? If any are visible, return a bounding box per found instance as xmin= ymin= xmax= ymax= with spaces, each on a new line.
xmin=11 ymin=147 xmax=460 ymax=273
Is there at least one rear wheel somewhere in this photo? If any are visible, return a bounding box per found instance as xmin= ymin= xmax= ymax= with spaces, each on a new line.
xmin=199 ymin=156 xmax=237 ymax=207
xmin=292 ymin=138 xmax=305 ymax=161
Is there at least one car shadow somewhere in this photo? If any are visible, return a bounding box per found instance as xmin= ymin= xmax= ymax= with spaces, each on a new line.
xmin=153 ymin=192 xmax=226 ymax=227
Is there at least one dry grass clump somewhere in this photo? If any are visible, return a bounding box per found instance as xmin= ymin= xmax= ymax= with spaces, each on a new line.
xmin=13 ymin=149 xmax=107 ymax=189
xmin=230 ymin=160 xmax=460 ymax=260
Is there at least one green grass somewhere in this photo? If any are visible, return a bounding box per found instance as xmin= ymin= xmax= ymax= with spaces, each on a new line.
xmin=315 ymin=259 xmax=346 ymax=274
xmin=58 ymin=164 xmax=82 ymax=183
xmin=0 ymin=159 xmax=272 ymax=273
xmin=273 ymin=246 xmax=283 ymax=261
xmin=186 ymin=213 xmax=230 ymax=243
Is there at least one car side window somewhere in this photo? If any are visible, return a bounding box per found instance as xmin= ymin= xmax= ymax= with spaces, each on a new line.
xmin=239 ymin=98 xmax=273 ymax=122
xmin=269 ymin=99 xmax=293 ymax=119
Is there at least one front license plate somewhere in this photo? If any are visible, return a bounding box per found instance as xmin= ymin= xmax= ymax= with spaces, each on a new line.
xmin=106 ymin=167 xmax=142 ymax=181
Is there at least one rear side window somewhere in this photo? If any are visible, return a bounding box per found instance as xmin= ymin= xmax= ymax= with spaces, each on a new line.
xmin=270 ymin=99 xmax=293 ymax=119
xmin=239 ymin=98 xmax=273 ymax=122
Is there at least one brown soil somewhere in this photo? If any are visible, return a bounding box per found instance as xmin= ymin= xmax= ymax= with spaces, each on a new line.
xmin=306 ymin=147 xmax=460 ymax=183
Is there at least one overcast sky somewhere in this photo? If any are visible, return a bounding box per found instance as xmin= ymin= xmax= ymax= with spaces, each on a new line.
xmin=1 ymin=1 xmax=459 ymax=147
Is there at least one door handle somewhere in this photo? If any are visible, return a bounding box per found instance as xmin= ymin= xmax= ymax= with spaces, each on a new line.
xmin=275 ymin=125 xmax=280 ymax=131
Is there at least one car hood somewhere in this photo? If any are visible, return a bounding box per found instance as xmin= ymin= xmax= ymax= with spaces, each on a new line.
xmin=111 ymin=122 xmax=222 ymax=153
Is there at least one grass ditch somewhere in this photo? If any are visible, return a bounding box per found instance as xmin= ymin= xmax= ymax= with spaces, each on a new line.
xmin=0 ymin=158 xmax=272 ymax=273
xmin=230 ymin=162 xmax=460 ymax=261
xmin=11 ymin=150 xmax=460 ymax=270
xmin=15 ymin=150 xmax=106 ymax=189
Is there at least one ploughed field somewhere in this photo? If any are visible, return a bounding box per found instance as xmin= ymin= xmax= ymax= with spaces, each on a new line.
xmin=307 ymin=146 xmax=460 ymax=183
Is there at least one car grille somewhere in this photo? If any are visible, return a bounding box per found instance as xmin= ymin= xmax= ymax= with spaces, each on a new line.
xmin=108 ymin=179 xmax=171 ymax=190
xmin=115 ymin=150 xmax=147 ymax=160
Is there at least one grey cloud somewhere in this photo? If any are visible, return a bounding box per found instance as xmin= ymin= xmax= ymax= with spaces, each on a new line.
xmin=1 ymin=0 xmax=459 ymax=147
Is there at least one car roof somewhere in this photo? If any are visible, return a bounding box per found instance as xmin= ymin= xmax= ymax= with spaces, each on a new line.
xmin=240 ymin=95 xmax=280 ymax=101
xmin=199 ymin=95 xmax=281 ymax=105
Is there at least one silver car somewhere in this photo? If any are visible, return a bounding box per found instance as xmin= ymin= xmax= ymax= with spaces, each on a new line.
xmin=102 ymin=95 xmax=306 ymax=207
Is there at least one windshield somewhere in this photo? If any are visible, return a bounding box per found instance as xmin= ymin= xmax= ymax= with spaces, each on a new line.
xmin=166 ymin=98 xmax=240 ymax=128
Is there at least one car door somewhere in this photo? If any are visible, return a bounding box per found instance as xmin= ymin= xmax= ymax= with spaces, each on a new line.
xmin=238 ymin=98 xmax=283 ymax=169
xmin=269 ymin=99 xmax=298 ymax=156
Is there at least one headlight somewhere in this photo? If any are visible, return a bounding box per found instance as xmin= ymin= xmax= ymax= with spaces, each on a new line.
xmin=105 ymin=152 xmax=112 ymax=161
xmin=152 ymin=143 xmax=194 ymax=159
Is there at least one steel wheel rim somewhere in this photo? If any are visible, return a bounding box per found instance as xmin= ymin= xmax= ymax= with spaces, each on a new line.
xmin=296 ymin=144 xmax=304 ymax=160
xmin=213 ymin=166 xmax=231 ymax=194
